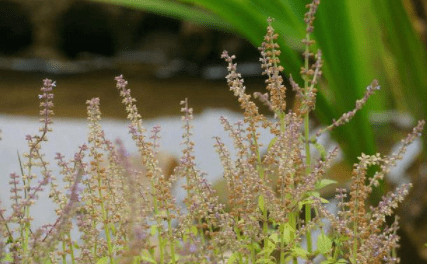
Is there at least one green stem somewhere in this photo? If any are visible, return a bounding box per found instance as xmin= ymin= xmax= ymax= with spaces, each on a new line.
xmin=303 ymin=29 xmax=313 ymax=254
xmin=263 ymin=205 xmax=269 ymax=261
xmin=67 ymin=232 xmax=76 ymax=264
xmin=251 ymin=242 xmax=256 ymax=264
xmin=304 ymin=114 xmax=313 ymax=254
xmin=280 ymin=223 xmax=285 ymax=264
xmin=167 ymin=211 xmax=176 ymax=264
xmin=97 ymin=176 xmax=114 ymax=263
xmin=23 ymin=164 xmax=32 ymax=264
xmin=250 ymin=126 xmax=270 ymax=262
xmin=352 ymin=192 xmax=359 ymax=263
xmin=150 ymin=178 xmax=164 ymax=264
xmin=233 ymin=222 xmax=244 ymax=263
xmin=289 ymin=212 xmax=298 ymax=264
xmin=61 ymin=234 xmax=66 ymax=263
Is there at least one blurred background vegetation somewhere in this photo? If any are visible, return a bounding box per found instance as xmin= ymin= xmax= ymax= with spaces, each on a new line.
xmin=91 ymin=0 xmax=427 ymax=185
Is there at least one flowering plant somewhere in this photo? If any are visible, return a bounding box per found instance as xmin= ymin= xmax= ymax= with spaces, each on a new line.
xmin=0 ymin=1 xmax=424 ymax=263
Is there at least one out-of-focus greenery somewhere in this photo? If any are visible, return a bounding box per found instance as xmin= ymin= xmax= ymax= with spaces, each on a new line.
xmin=92 ymin=0 xmax=427 ymax=198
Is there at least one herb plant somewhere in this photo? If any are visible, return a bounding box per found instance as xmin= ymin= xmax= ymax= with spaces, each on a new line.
xmin=0 ymin=1 xmax=424 ymax=263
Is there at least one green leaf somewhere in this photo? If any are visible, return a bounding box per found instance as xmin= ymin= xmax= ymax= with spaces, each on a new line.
xmin=150 ymin=225 xmax=158 ymax=236
xmin=281 ymin=223 xmax=293 ymax=244
xmin=113 ymin=245 xmax=124 ymax=252
xmin=291 ymin=247 xmax=308 ymax=258
xmin=258 ymin=195 xmax=265 ymax=214
xmin=92 ymin=0 xmax=234 ymax=31
xmin=313 ymin=141 xmax=327 ymax=161
xmin=257 ymin=238 xmax=276 ymax=257
xmin=371 ymin=0 xmax=427 ymax=121
xmin=319 ymin=197 xmax=330 ymax=204
xmin=1 ymin=253 xmax=13 ymax=262
xmin=253 ymin=242 xmax=262 ymax=251
xmin=169 ymin=254 xmax=180 ymax=263
xmin=269 ymin=233 xmax=279 ymax=244
xmin=320 ymin=259 xmax=349 ymax=264
xmin=316 ymin=179 xmax=338 ymax=190
xmin=95 ymin=256 xmax=109 ymax=264
xmin=299 ymin=194 xmax=323 ymax=210
xmin=140 ymin=255 xmax=157 ymax=264
xmin=189 ymin=225 xmax=198 ymax=236
xmin=317 ymin=233 xmax=332 ymax=255
xmin=226 ymin=252 xmax=239 ymax=264
xmin=298 ymin=199 xmax=314 ymax=211
xmin=255 ymin=258 xmax=276 ymax=264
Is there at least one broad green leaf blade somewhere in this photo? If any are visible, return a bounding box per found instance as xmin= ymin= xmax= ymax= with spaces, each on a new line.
xmin=316 ymin=179 xmax=338 ymax=190
xmin=92 ymin=0 xmax=234 ymax=31
xmin=317 ymin=232 xmax=332 ymax=255
xmin=180 ymin=0 xmax=305 ymax=84
xmin=313 ymin=0 xmax=378 ymax=162
xmin=372 ymin=0 xmax=427 ymax=128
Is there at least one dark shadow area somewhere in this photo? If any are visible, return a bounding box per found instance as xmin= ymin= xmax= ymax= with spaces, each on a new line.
xmin=135 ymin=12 xmax=181 ymax=42
xmin=0 ymin=0 xmax=33 ymax=55
xmin=58 ymin=1 xmax=115 ymax=59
